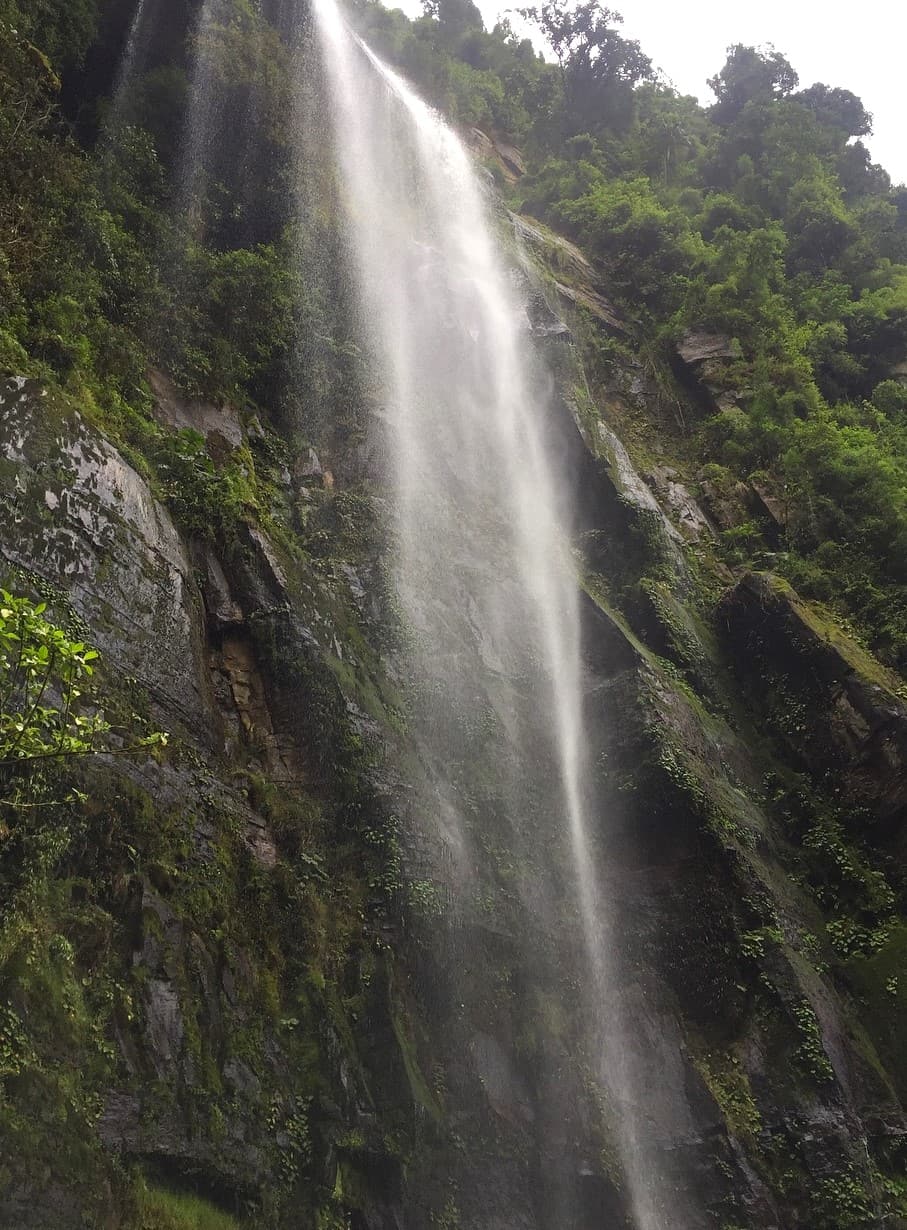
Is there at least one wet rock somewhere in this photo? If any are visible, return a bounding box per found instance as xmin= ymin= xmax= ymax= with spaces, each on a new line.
xmin=145 ymin=978 xmax=185 ymax=1076
xmin=749 ymin=476 xmax=788 ymax=530
xmin=590 ymin=423 xmax=691 ymax=591
xmin=212 ymin=630 xmax=290 ymax=779
xmin=246 ymin=524 xmax=289 ymax=592
xmin=511 ymin=213 xmax=626 ymax=338
xmin=246 ymin=414 xmax=266 ymax=441
xmin=494 ymin=139 xmax=525 ymax=178
xmin=553 ymin=279 xmax=624 ymax=331
xmin=673 ymin=334 xmax=744 ymax=412
xmin=471 ymin=1031 xmax=534 ymax=1126
xmin=511 ymin=213 xmax=595 ymax=283
xmin=596 ymin=423 xmax=680 ymax=541
xmin=139 ymin=883 xmax=183 ymax=975
xmin=246 ymin=807 xmax=280 ymax=868
xmin=0 ymin=1182 xmax=96 ymax=1230
xmin=339 ymin=561 xmax=367 ymax=605
xmin=224 ymin=1058 xmax=262 ymax=1099
xmin=295 ymin=445 xmax=323 ymax=481
xmin=466 ymin=129 xmax=525 ymax=181
xmin=467 ymin=126 xmax=496 ymax=161
xmin=646 ymin=466 xmax=716 ymax=542
xmin=199 ymin=545 xmax=245 ymax=631
xmin=697 ymin=468 xmax=751 ymax=531
xmin=526 ymin=288 xmax=572 ymax=340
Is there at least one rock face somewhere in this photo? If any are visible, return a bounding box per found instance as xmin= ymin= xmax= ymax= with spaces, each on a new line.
xmin=148 ymin=368 xmax=245 ymax=449
xmin=720 ymin=571 xmax=907 ymax=834
xmin=466 ymin=128 xmax=526 ymax=181
xmin=2 ymin=353 xmax=904 ymax=1229
xmin=674 ymin=331 xmax=744 ymax=411
xmin=510 ymin=212 xmax=626 ymax=332
xmin=0 ymin=377 xmax=208 ymax=735
xmin=0 ymin=376 xmax=408 ymax=1228
xmin=646 ymin=465 xmax=717 ymax=542
xmin=3 ymin=263 xmax=907 ymax=1230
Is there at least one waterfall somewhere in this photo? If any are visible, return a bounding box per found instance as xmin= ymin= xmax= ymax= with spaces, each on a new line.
xmin=105 ymin=0 xmax=157 ymax=131
xmin=112 ymin=0 xmax=150 ymax=97
xmin=308 ymin=3 xmax=687 ymax=1226
xmin=175 ymin=0 xmax=219 ymax=225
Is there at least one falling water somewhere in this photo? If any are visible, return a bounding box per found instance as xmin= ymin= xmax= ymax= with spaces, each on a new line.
xmin=308 ymin=2 xmax=689 ymax=1226
xmin=113 ymin=0 xmax=149 ymax=94
xmin=175 ymin=0 xmax=219 ymax=225
xmin=105 ymin=0 xmax=158 ymax=131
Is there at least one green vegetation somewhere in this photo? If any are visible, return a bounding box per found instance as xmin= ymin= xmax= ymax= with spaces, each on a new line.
xmin=355 ymin=0 xmax=907 ymax=667
xmin=129 ymin=1180 xmax=242 ymax=1230
xmin=0 ymin=591 xmax=104 ymax=784
xmin=0 ymin=0 xmax=359 ymax=431
xmin=3 ymin=0 xmax=904 ymax=660
xmin=0 ymin=588 xmax=167 ymax=812
xmin=2 ymin=0 xmax=907 ymax=1225
xmin=0 ymin=594 xmax=173 ymax=1213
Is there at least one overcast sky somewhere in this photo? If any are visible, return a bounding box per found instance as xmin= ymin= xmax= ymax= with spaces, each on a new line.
xmin=390 ymin=0 xmax=907 ymax=184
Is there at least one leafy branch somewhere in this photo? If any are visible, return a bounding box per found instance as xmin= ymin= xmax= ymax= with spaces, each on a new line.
xmin=0 ymin=590 xmax=168 ymax=812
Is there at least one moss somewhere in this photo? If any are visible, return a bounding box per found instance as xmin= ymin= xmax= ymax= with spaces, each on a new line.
xmin=127 ymin=1178 xmax=243 ymax=1229
xmin=840 ymin=922 xmax=907 ymax=1100
xmin=693 ymin=1048 xmax=762 ymax=1141
xmin=759 ymin=573 xmax=904 ymax=697
xmin=429 ymin=1194 xmax=462 ymax=1227
xmin=387 ymin=993 xmax=442 ymax=1124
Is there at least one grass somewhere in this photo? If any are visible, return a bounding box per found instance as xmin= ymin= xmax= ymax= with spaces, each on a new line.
xmin=132 ymin=1181 xmax=242 ymax=1230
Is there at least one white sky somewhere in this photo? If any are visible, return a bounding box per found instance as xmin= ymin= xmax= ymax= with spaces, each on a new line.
xmin=390 ymin=0 xmax=907 ymax=185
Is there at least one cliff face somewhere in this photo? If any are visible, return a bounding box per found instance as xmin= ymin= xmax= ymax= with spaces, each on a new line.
xmin=3 ymin=222 xmax=907 ymax=1228
xmin=2 ymin=3 xmax=907 ymax=1226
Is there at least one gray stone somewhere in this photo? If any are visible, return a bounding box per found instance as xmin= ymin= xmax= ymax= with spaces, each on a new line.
xmin=295 ymin=446 xmax=323 ymax=481
xmin=677 ymin=331 xmax=739 ymax=365
xmin=647 ymin=466 xmax=716 ymax=541
xmin=148 ymin=368 xmax=244 ymax=448
xmin=0 ymin=378 xmax=207 ymax=736
xmin=145 ymin=978 xmax=184 ymax=1075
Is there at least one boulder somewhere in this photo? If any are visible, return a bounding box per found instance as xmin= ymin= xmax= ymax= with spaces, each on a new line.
xmin=697 ymin=469 xmax=751 ymax=532
xmin=677 ymin=331 xmax=739 ymax=365
xmin=750 ymin=476 xmax=788 ymax=531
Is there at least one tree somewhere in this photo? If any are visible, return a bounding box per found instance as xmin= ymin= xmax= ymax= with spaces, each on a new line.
xmin=795 ymin=83 xmax=872 ymax=138
xmin=421 ymin=0 xmax=484 ymax=37
xmin=785 ymin=172 xmax=858 ymax=270
xmin=518 ymin=0 xmax=652 ymax=133
xmin=708 ymin=44 xmax=798 ymax=124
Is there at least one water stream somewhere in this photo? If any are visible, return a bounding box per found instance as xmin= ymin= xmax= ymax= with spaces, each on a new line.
xmin=175 ymin=0 xmax=219 ymax=225
xmin=105 ymin=0 xmax=157 ymax=130
xmin=307 ymin=3 xmax=681 ymax=1225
